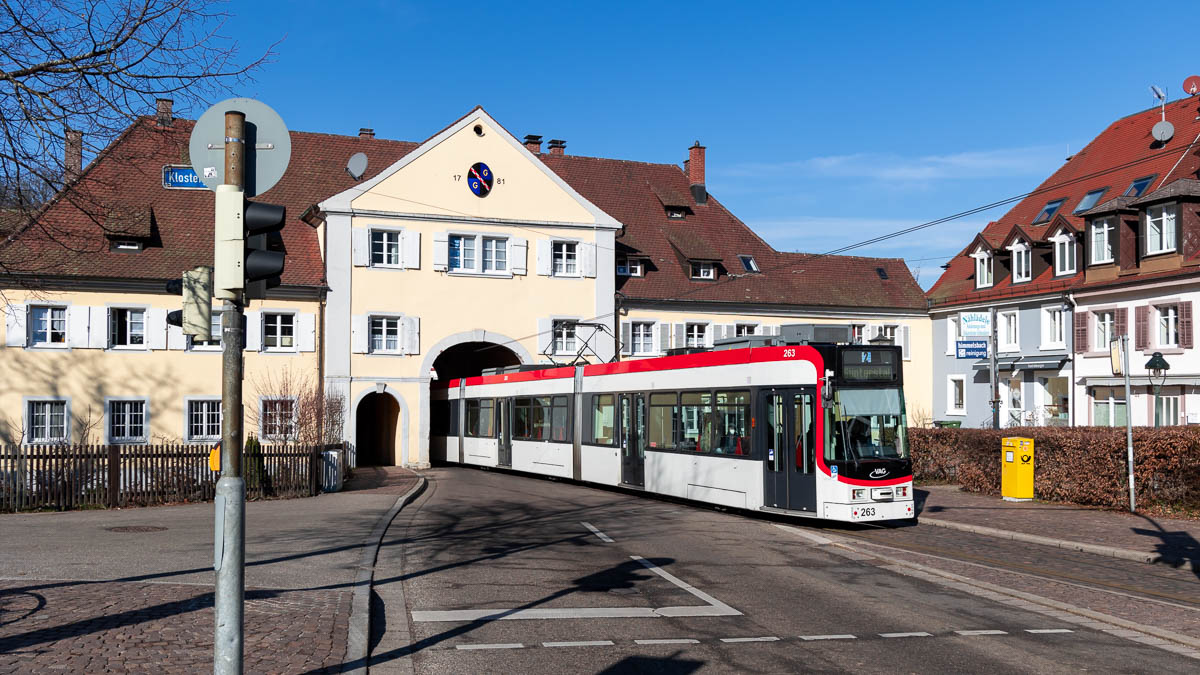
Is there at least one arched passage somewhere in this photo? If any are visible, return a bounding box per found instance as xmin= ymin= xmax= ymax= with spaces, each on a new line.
xmin=355 ymin=392 xmax=399 ymax=466
xmin=431 ymin=341 xmax=522 ymax=381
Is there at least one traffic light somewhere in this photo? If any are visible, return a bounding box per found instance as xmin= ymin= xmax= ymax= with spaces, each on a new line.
xmin=166 ymin=266 xmax=214 ymax=338
xmin=212 ymin=184 xmax=286 ymax=300
xmin=243 ymin=199 xmax=286 ymax=300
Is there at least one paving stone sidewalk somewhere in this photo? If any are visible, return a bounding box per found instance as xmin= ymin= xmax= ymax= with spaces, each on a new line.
xmin=918 ymin=484 xmax=1200 ymax=563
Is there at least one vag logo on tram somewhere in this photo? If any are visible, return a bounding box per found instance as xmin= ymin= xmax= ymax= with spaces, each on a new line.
xmin=870 ymin=468 xmax=890 ymax=478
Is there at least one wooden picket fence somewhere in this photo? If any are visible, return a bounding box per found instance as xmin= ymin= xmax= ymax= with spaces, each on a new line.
xmin=0 ymin=443 xmax=333 ymax=512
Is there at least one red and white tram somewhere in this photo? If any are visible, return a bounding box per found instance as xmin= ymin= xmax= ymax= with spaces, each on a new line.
xmin=431 ymin=342 xmax=915 ymax=523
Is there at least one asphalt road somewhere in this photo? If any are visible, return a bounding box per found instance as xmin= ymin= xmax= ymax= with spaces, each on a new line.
xmin=369 ymin=467 xmax=1199 ymax=674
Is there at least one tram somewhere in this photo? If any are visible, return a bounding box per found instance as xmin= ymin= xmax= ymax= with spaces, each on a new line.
xmin=430 ymin=338 xmax=914 ymax=523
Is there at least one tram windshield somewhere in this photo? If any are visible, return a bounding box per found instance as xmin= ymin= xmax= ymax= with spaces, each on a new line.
xmin=826 ymin=388 xmax=908 ymax=461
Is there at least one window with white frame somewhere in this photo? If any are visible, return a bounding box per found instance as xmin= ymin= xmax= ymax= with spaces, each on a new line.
xmin=947 ymin=376 xmax=966 ymax=415
xmin=1091 ymin=387 xmax=1127 ymax=427
xmin=482 ymin=237 xmax=507 ymax=272
xmin=1155 ymin=395 xmax=1180 ymax=426
xmin=263 ymin=313 xmax=295 ymax=351
xmin=735 ymin=324 xmax=757 ymax=337
xmin=1011 ymin=242 xmax=1031 ymax=282
xmin=552 ymin=241 xmax=578 ymax=276
xmin=109 ymin=400 xmax=147 ymax=443
xmin=261 ymin=398 xmax=296 ymax=440
xmin=631 ymin=322 xmax=655 ymax=355
xmin=999 ymin=311 xmax=1018 ymax=351
xmin=1052 ymin=233 xmax=1076 ymax=275
xmin=1042 ymin=306 xmax=1065 ymax=349
xmin=685 ymin=323 xmax=707 ymax=348
xmin=109 ymin=308 xmax=145 ymax=347
xmin=1146 ymin=204 xmax=1177 ymax=255
xmin=1158 ymin=305 xmax=1179 ymax=347
xmin=739 ymin=255 xmax=760 ymax=273
xmin=690 ymin=261 xmax=715 ymax=280
xmin=448 ymin=234 xmax=508 ymax=274
xmin=946 ymin=316 xmax=963 ymax=354
xmin=448 ymin=234 xmax=477 ymax=271
xmin=191 ymin=312 xmax=223 ymax=349
xmin=879 ymin=324 xmax=897 ymax=344
xmin=27 ymin=400 xmax=68 ymax=443
xmin=1094 ymin=311 xmax=1115 ymax=351
xmin=553 ymin=320 xmax=576 ymax=355
xmin=973 ymin=252 xmax=993 ymax=288
xmin=186 ymin=399 xmax=221 ymax=442
xmin=617 ymin=256 xmax=645 ymax=277
xmin=1090 ymin=217 xmax=1115 ymax=264
xmin=29 ymin=305 xmax=66 ymax=346
xmin=371 ymin=230 xmax=401 ymax=267
xmin=370 ymin=316 xmax=401 ymax=353
xmin=851 ymin=324 xmax=866 ymax=344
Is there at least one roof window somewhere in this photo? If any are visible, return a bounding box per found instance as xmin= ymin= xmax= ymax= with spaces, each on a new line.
xmin=1073 ymin=188 xmax=1108 ymax=214
xmin=738 ymin=255 xmax=760 ymax=273
xmin=1032 ymin=198 xmax=1066 ymax=224
xmin=875 ymin=267 xmax=888 ymax=280
xmin=690 ymin=261 xmax=716 ymax=280
xmin=1124 ymin=175 xmax=1155 ymax=197
xmin=110 ymin=240 xmax=143 ymax=252
xmin=666 ymin=207 xmax=687 ymax=219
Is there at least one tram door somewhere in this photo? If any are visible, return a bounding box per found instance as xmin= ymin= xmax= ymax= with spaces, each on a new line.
xmin=497 ymin=399 xmax=512 ymax=467
xmin=620 ymin=394 xmax=646 ymax=487
xmin=761 ymin=388 xmax=817 ymax=512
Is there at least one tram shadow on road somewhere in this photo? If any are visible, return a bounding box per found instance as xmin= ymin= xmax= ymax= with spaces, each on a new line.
xmin=598 ymin=653 xmax=704 ymax=674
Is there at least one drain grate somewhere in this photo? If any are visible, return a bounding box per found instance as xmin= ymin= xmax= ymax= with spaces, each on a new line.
xmin=105 ymin=525 xmax=168 ymax=533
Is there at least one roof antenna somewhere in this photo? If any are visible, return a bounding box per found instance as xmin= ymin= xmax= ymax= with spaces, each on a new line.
xmin=1149 ymin=85 xmax=1174 ymax=143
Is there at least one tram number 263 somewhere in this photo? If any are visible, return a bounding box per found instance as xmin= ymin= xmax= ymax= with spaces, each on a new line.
xmin=858 ymin=507 xmax=876 ymax=518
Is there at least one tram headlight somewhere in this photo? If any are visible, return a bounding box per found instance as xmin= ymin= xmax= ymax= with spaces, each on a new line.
xmin=896 ymin=486 xmax=909 ymax=498
xmin=851 ymin=488 xmax=866 ymax=501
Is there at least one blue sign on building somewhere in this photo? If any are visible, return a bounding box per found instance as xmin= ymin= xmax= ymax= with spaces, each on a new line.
xmin=956 ymin=340 xmax=988 ymax=359
xmin=162 ymin=165 xmax=206 ymax=189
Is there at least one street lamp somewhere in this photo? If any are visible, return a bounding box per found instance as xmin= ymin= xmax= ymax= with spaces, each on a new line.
xmin=1145 ymin=351 xmax=1170 ymax=426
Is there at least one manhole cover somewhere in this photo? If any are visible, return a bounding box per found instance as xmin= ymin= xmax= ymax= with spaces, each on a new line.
xmin=105 ymin=525 xmax=168 ymax=533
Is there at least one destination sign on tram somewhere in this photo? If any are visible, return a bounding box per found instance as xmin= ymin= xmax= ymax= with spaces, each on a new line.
xmin=839 ymin=348 xmax=898 ymax=382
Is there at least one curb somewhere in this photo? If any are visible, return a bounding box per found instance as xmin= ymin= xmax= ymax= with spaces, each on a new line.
xmin=918 ymin=516 xmax=1198 ymax=571
xmin=342 ymin=475 xmax=428 ymax=675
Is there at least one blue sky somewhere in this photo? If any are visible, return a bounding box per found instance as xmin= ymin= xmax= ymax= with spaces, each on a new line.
xmin=216 ymin=1 xmax=1200 ymax=289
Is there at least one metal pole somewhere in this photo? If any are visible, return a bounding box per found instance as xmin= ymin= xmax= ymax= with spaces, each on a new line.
xmin=215 ymin=110 xmax=246 ymax=675
xmin=990 ymin=306 xmax=999 ymax=429
xmin=1122 ymin=334 xmax=1135 ymax=513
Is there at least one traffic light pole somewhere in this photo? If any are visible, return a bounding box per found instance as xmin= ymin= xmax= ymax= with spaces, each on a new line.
xmin=215 ymin=110 xmax=246 ymax=675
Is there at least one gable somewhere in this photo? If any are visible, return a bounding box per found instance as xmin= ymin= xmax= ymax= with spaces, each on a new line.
xmin=342 ymin=109 xmax=618 ymax=228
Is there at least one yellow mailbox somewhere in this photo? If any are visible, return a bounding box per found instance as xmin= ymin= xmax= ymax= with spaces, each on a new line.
xmin=1001 ymin=437 xmax=1034 ymax=501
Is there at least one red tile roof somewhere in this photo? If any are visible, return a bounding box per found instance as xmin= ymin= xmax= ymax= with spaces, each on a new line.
xmin=928 ymin=96 xmax=1200 ymax=307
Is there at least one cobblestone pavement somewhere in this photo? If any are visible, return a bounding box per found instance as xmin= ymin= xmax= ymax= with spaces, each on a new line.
xmin=918 ymin=484 xmax=1200 ymax=562
xmin=0 ymin=580 xmax=348 ymax=674
xmin=342 ymin=466 xmax=420 ymax=496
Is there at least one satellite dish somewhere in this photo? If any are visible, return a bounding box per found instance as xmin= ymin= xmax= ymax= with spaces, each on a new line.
xmin=1153 ymin=120 xmax=1175 ymax=142
xmin=1150 ymin=85 xmax=1166 ymax=101
xmin=1184 ymin=75 xmax=1200 ymax=96
xmin=346 ymin=152 xmax=368 ymax=180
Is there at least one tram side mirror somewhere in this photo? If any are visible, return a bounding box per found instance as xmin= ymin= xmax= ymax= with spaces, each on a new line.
xmin=821 ymin=373 xmax=834 ymax=408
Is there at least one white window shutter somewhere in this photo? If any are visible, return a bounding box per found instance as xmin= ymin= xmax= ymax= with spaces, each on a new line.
xmin=511 ymin=237 xmax=528 ymax=275
xmin=146 ymin=308 xmax=168 ymax=350
xmin=297 ymin=313 xmax=316 ymax=352
xmin=673 ymin=322 xmax=685 ymax=348
xmin=657 ymin=322 xmax=671 ymax=353
xmin=704 ymin=324 xmax=714 ymax=348
xmin=89 ymin=307 xmax=108 ymax=349
xmin=167 ymin=324 xmax=185 ymax=350
xmin=620 ymin=322 xmax=631 ymax=355
xmin=537 ymin=318 xmax=553 ymax=355
xmin=536 ymin=239 xmax=553 ymax=276
xmin=401 ymin=315 xmax=420 ymax=355
xmin=402 ymin=230 xmax=421 ymax=270
xmin=352 ymin=228 xmax=370 ymax=267
xmin=901 ymin=325 xmax=910 ymax=360
xmin=432 ymin=232 xmax=449 ymax=272
xmin=67 ymin=306 xmax=90 ymax=348
xmin=245 ymin=310 xmax=262 ymax=351
xmin=4 ymin=304 xmax=26 ymax=347
xmin=351 ymin=314 xmax=369 ymax=354
xmin=580 ymin=242 xmax=597 ymax=278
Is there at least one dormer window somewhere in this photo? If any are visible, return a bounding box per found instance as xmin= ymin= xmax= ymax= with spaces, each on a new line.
xmin=690 ymin=261 xmax=716 ymax=280
xmin=1089 ymin=217 xmax=1115 ymax=264
xmin=738 ymin=255 xmax=760 ymax=273
xmin=666 ymin=207 xmax=687 ymax=219
xmin=1074 ymin=188 xmax=1107 ymax=214
xmin=617 ymin=256 xmax=644 ymax=277
xmin=111 ymin=240 xmax=143 ymax=252
xmin=1124 ymin=175 xmax=1155 ymax=197
xmin=1145 ymin=203 xmax=1177 ymax=256
xmin=1033 ymin=198 xmax=1066 ymax=224
xmin=971 ymin=249 xmax=993 ymax=289
xmin=1050 ymin=231 xmax=1076 ymax=275
xmin=1010 ymin=240 xmax=1031 ymax=282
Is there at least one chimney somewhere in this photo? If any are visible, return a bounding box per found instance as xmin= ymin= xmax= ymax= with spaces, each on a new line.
xmin=359 ymin=128 xmax=375 ymax=140
xmin=688 ymin=141 xmax=706 ymax=204
xmin=155 ymin=98 xmax=173 ymax=127
xmin=64 ymin=129 xmax=82 ymax=181
xmin=548 ymin=139 xmax=566 ymax=155
xmin=524 ymin=134 xmax=543 ymax=153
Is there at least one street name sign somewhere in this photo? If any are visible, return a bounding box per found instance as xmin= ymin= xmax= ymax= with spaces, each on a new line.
xmin=162 ymin=165 xmax=206 ymax=189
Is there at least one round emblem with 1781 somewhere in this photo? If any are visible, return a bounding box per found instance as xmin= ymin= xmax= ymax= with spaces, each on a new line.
xmin=468 ymin=162 xmax=494 ymax=197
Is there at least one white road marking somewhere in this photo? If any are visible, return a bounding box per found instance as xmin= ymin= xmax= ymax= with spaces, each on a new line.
xmin=412 ymin=607 xmax=659 ymax=622
xmin=720 ymin=636 xmax=780 ymax=643
xmin=636 ymin=639 xmax=700 ymax=645
xmin=582 ymin=521 xmax=615 ymax=543
xmin=1026 ymin=628 xmax=1074 ymax=634
xmin=631 ymin=555 xmax=743 ymax=617
xmin=799 ymin=634 xmax=857 ymax=641
xmin=455 ymin=643 xmax=524 ymax=650
xmin=774 ymin=523 xmax=836 ymax=546
xmin=543 ymin=641 xmax=615 ymax=647
xmin=880 ymin=632 xmax=933 ymax=638
xmin=955 ymin=630 xmax=1008 ymax=636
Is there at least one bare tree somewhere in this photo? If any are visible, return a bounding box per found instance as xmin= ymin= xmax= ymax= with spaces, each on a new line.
xmin=0 ymin=0 xmax=274 ymax=249
xmin=248 ymin=365 xmax=346 ymax=446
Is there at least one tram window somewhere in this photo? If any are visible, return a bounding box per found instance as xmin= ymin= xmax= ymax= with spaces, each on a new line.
xmin=587 ymin=394 xmax=616 ymax=445
xmin=465 ymin=399 xmax=494 ymax=438
xmin=551 ymin=395 xmax=570 ymax=442
xmin=648 ymin=393 xmax=677 ymax=450
xmin=714 ymin=390 xmax=750 ymax=456
xmin=679 ymin=391 xmax=712 ymax=453
xmin=513 ymin=396 xmax=568 ymax=442
xmin=448 ymin=399 xmax=462 ymax=436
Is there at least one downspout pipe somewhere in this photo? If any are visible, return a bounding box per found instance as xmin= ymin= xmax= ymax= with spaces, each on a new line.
xmin=1066 ymin=291 xmax=1078 ymax=426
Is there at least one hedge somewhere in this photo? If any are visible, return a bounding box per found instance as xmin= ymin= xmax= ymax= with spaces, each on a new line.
xmin=908 ymin=426 xmax=1200 ymax=510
